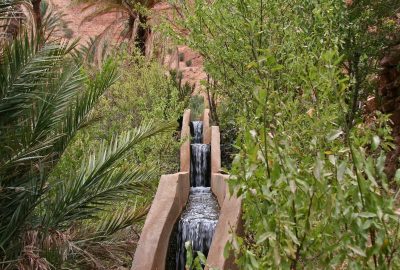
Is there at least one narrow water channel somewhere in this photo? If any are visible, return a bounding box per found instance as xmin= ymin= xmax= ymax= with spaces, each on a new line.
xmin=175 ymin=121 xmax=220 ymax=270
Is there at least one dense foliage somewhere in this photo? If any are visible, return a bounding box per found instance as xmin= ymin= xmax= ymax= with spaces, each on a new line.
xmin=53 ymin=50 xmax=186 ymax=182
xmin=174 ymin=0 xmax=400 ymax=269
xmin=47 ymin=49 xmax=187 ymax=268
xmin=77 ymin=0 xmax=160 ymax=54
xmin=3 ymin=0 xmax=400 ymax=269
xmin=0 ymin=1 xmax=182 ymax=269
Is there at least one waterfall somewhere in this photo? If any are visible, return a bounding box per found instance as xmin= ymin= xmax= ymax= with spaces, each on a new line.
xmin=176 ymin=188 xmax=219 ymax=269
xmin=190 ymin=144 xmax=210 ymax=187
xmin=191 ymin=121 xmax=203 ymax=143
xmin=175 ymin=121 xmax=220 ymax=270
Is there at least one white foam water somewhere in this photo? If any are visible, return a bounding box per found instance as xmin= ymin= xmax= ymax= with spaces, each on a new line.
xmin=174 ymin=121 xmax=220 ymax=270
xmin=176 ymin=187 xmax=219 ymax=270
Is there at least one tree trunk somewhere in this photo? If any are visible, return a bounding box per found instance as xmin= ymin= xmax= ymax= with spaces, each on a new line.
xmin=135 ymin=14 xmax=149 ymax=55
xmin=126 ymin=15 xmax=135 ymax=40
xmin=31 ymin=0 xmax=42 ymax=31
xmin=379 ymin=45 xmax=400 ymax=180
xmin=346 ymin=52 xmax=361 ymax=130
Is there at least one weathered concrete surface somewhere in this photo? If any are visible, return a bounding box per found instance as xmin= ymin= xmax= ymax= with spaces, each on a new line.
xmin=206 ymin=190 xmax=242 ymax=270
xmin=133 ymin=108 xmax=192 ymax=270
xmin=211 ymin=173 xmax=227 ymax=207
xmin=211 ymin=126 xmax=221 ymax=174
xmin=207 ymin=123 xmax=242 ymax=270
xmin=133 ymin=109 xmax=242 ymax=270
xmin=180 ymin=109 xmax=191 ymax=172
xmin=210 ymin=124 xmax=225 ymax=206
xmin=132 ymin=172 xmax=190 ymax=270
xmin=202 ymin=109 xmax=211 ymax=144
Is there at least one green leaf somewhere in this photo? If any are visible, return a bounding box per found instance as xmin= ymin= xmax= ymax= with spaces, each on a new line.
xmin=249 ymin=251 xmax=260 ymax=268
xmin=337 ymin=161 xmax=347 ymax=182
xmin=327 ymin=129 xmax=343 ymax=141
xmin=313 ymin=155 xmax=323 ymax=181
xmin=364 ymin=158 xmax=378 ymax=188
xmin=358 ymin=212 xmax=376 ymax=218
xmin=256 ymin=232 xmax=276 ymax=244
xmin=273 ymin=244 xmax=281 ymax=266
xmin=348 ymin=245 xmax=367 ymax=257
xmin=371 ymin=135 xmax=380 ymax=151
xmin=224 ymin=242 xmax=230 ymax=258
xmin=289 ymin=179 xmax=297 ymax=194
xmin=285 ymin=226 xmax=300 ymax=246
xmin=271 ymin=64 xmax=284 ymax=72
xmin=394 ymin=169 xmax=400 ymax=184
xmin=185 ymin=241 xmax=193 ymax=267
xmin=196 ymin=251 xmax=207 ymax=264
xmin=246 ymin=61 xmax=257 ymax=69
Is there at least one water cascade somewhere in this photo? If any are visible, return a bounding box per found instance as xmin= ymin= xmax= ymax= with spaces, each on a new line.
xmin=175 ymin=121 xmax=220 ymax=269
xmin=190 ymin=144 xmax=210 ymax=187
xmin=191 ymin=121 xmax=203 ymax=143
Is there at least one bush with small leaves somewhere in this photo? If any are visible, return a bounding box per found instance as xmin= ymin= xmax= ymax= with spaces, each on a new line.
xmin=172 ymin=0 xmax=400 ymax=268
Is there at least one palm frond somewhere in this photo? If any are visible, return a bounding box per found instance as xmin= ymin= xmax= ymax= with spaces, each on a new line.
xmin=50 ymin=166 xmax=153 ymax=227
xmin=0 ymin=0 xmax=30 ymax=16
xmin=64 ymin=203 xmax=149 ymax=269
xmin=0 ymin=0 xmax=33 ymax=43
xmin=0 ymin=26 xmax=117 ymax=261
xmin=0 ymin=34 xmax=79 ymax=178
xmin=47 ymin=121 xmax=175 ymax=228
xmin=0 ymin=175 xmax=45 ymax=250
xmin=32 ymin=64 xmax=85 ymax=142
xmin=40 ymin=0 xmax=69 ymax=42
xmin=55 ymin=58 xmax=118 ymax=153
xmin=76 ymin=24 xmax=122 ymax=66
xmin=0 ymin=33 xmax=76 ymax=117
xmin=94 ymin=203 xmax=149 ymax=237
xmin=80 ymin=3 xmax=128 ymax=25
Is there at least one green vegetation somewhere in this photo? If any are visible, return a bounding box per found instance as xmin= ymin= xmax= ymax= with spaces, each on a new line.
xmin=174 ymin=0 xmax=400 ymax=269
xmin=53 ymin=50 xmax=186 ymax=182
xmin=77 ymin=0 xmax=160 ymax=54
xmin=184 ymin=241 xmax=208 ymax=270
xmin=0 ymin=1 xmax=184 ymax=269
xmin=3 ymin=0 xmax=400 ymax=269
xmin=47 ymin=48 xmax=186 ymax=269
xmin=189 ymin=95 xmax=205 ymax=120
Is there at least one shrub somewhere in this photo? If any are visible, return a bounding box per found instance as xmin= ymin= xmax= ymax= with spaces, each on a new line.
xmin=189 ymin=95 xmax=205 ymax=120
xmin=0 ymin=29 xmax=173 ymax=269
xmin=48 ymin=49 xmax=187 ymax=268
xmin=173 ymin=0 xmax=400 ymax=268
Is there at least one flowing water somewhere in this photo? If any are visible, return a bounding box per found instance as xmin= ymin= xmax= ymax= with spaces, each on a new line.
xmin=191 ymin=121 xmax=203 ymax=144
xmin=190 ymin=144 xmax=210 ymax=187
xmin=175 ymin=121 xmax=220 ymax=270
xmin=175 ymin=187 xmax=219 ymax=269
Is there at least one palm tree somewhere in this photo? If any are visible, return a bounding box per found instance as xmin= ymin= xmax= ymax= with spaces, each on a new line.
xmin=31 ymin=0 xmax=41 ymax=29
xmin=79 ymin=0 xmax=160 ymax=55
xmin=0 ymin=2 xmax=173 ymax=268
xmin=0 ymin=1 xmax=30 ymax=43
xmin=1 ymin=0 xmax=60 ymax=43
